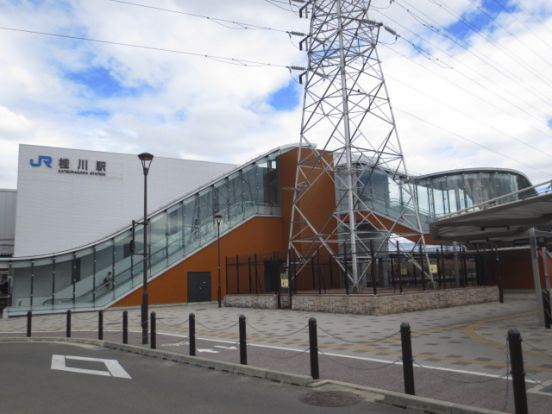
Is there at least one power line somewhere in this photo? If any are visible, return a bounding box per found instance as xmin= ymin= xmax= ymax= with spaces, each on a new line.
xmin=0 ymin=25 xmax=306 ymax=71
xmin=484 ymin=0 xmax=552 ymax=46
xmin=425 ymin=0 xmax=552 ymax=94
xmin=378 ymin=31 xmax=552 ymax=137
xmin=393 ymin=0 xmax=552 ymax=114
xmin=106 ymin=0 xmax=305 ymax=37
xmin=470 ymin=0 xmax=552 ymax=68
xmin=395 ymin=107 xmax=552 ymax=177
xmin=262 ymin=0 xmax=299 ymax=13
xmin=381 ymin=43 xmax=552 ymax=140
xmin=376 ymin=4 xmax=552 ymax=130
xmin=385 ymin=72 xmax=552 ymax=159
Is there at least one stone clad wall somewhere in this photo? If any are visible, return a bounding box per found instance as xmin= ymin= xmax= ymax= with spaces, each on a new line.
xmin=225 ymin=287 xmax=499 ymax=315
xmin=291 ymin=286 xmax=499 ymax=315
xmin=225 ymin=294 xmax=278 ymax=309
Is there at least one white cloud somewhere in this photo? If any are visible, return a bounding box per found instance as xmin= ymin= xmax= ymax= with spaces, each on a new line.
xmin=0 ymin=0 xmax=550 ymax=192
xmin=0 ymin=106 xmax=33 ymax=137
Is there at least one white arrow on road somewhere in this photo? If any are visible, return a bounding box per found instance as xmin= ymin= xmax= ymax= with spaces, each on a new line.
xmin=214 ymin=345 xmax=237 ymax=350
xmin=197 ymin=348 xmax=219 ymax=354
xmin=161 ymin=341 xmax=188 ymax=347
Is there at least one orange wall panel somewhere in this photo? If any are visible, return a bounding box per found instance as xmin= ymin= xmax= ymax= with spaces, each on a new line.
xmin=279 ymin=148 xmax=338 ymax=256
xmin=114 ymin=216 xmax=284 ymax=307
xmin=498 ymin=249 xmax=552 ymax=289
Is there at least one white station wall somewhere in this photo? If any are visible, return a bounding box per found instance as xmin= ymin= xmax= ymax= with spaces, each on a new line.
xmin=14 ymin=144 xmax=235 ymax=257
xmin=0 ymin=189 xmax=16 ymax=256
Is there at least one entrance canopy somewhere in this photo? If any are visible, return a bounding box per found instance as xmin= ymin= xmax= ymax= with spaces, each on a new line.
xmin=430 ymin=181 xmax=552 ymax=245
xmin=430 ymin=180 xmax=552 ymax=328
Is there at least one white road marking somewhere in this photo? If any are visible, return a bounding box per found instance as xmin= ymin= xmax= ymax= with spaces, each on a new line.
xmin=161 ymin=340 xmax=188 ymax=347
xmin=214 ymin=345 xmax=237 ymax=350
xmin=197 ymin=348 xmax=219 ymax=354
xmin=51 ymin=355 xmax=131 ymax=379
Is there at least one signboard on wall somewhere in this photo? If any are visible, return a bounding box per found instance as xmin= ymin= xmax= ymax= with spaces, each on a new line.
xmin=280 ymin=273 xmax=289 ymax=288
xmin=29 ymin=154 xmax=109 ymax=177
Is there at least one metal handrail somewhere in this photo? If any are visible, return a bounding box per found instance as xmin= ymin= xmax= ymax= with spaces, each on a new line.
xmin=436 ymin=179 xmax=552 ymax=221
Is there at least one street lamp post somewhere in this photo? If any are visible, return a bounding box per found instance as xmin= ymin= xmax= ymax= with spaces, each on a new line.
xmin=138 ymin=152 xmax=154 ymax=344
xmin=214 ymin=213 xmax=223 ymax=308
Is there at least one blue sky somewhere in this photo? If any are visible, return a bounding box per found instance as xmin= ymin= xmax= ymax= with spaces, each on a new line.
xmin=445 ymin=0 xmax=518 ymax=41
xmin=65 ymin=66 xmax=144 ymax=99
xmin=267 ymin=81 xmax=301 ymax=111
xmin=0 ymin=0 xmax=551 ymax=189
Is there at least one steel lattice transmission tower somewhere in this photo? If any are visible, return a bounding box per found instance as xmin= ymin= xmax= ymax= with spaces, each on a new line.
xmin=288 ymin=0 xmax=434 ymax=291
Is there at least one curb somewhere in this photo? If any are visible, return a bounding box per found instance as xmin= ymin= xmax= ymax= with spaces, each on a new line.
xmin=1 ymin=337 xmax=506 ymax=414
xmin=309 ymin=379 xmax=506 ymax=414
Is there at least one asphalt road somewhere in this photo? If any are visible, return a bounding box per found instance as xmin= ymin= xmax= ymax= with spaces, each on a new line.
xmin=0 ymin=342 xmax=406 ymax=414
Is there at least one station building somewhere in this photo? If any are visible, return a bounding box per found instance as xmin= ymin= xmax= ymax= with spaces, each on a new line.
xmin=0 ymin=143 xmax=550 ymax=316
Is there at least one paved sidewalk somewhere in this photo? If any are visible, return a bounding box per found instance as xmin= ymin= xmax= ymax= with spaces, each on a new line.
xmin=1 ymin=293 xmax=551 ymax=413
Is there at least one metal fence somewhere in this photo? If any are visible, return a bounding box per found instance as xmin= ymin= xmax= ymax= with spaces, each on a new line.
xmin=225 ymin=246 xmax=498 ymax=296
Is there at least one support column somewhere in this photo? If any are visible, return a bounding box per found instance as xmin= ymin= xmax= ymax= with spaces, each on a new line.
xmin=529 ymin=228 xmax=545 ymax=326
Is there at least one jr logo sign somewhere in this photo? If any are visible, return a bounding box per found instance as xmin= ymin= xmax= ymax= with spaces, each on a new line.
xmin=29 ymin=156 xmax=53 ymax=168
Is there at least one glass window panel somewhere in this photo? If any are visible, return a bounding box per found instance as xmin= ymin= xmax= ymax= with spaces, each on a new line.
xmin=167 ymin=204 xmax=184 ymax=261
xmin=214 ymin=179 xmax=230 ymax=225
xmin=32 ymin=257 xmax=54 ymax=308
xmin=53 ymin=253 xmax=74 ymax=305
xmin=150 ymin=213 xmax=167 ymax=268
xmin=448 ymin=188 xmax=457 ymax=213
xmin=267 ymin=154 xmax=280 ymax=207
xmin=242 ymin=164 xmax=256 ymax=203
xmin=74 ymin=247 xmax=95 ymax=307
xmin=76 ymin=247 xmax=94 ymax=281
xmin=416 ymin=184 xmax=431 ymax=217
xmin=114 ymin=230 xmax=133 ymax=288
xmin=432 ymin=181 xmax=445 ymax=216
xmin=95 ymin=239 xmax=114 ymax=301
xmin=11 ymin=260 xmax=33 ymax=308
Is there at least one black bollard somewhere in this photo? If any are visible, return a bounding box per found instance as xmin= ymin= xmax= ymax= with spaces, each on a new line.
xmin=122 ymin=311 xmax=128 ymax=344
xmin=150 ymin=312 xmax=156 ymax=349
xmin=508 ymin=329 xmax=528 ymax=414
xmin=26 ymin=311 xmax=32 ymax=338
xmin=542 ymin=290 xmax=551 ymax=329
xmin=189 ymin=313 xmax=196 ymax=356
xmin=66 ymin=310 xmax=71 ymax=338
xmin=308 ymin=318 xmax=319 ymax=380
xmin=239 ymin=315 xmax=247 ymax=365
xmin=400 ymin=322 xmax=415 ymax=395
xmin=98 ymin=310 xmax=104 ymax=340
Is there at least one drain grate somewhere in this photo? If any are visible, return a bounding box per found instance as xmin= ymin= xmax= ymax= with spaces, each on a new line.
xmin=300 ymin=391 xmax=363 ymax=407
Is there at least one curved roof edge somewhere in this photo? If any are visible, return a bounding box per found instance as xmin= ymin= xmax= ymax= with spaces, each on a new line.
xmin=412 ymin=167 xmax=531 ymax=184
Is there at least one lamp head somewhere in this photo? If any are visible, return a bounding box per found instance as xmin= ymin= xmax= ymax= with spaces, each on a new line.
xmin=138 ymin=152 xmax=154 ymax=174
xmin=214 ymin=212 xmax=223 ymax=225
